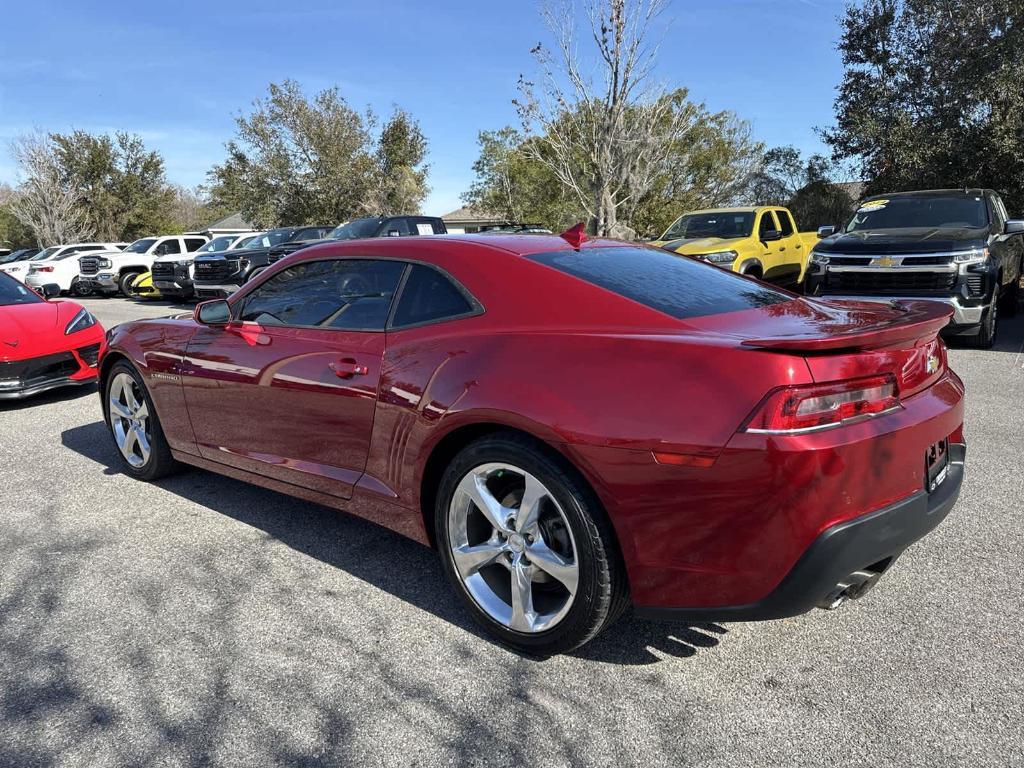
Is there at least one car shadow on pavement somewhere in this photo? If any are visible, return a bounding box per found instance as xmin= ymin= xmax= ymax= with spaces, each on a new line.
xmin=60 ymin=419 xmax=726 ymax=666
xmin=0 ymin=382 xmax=97 ymax=413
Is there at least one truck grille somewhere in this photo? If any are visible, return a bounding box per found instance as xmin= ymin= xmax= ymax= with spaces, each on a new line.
xmin=79 ymin=257 xmax=100 ymax=276
xmin=829 ymin=271 xmax=958 ymax=292
xmin=194 ymin=259 xmax=236 ymax=282
xmin=151 ymin=262 xmax=176 ymax=280
xmin=828 ymin=254 xmax=955 ymax=267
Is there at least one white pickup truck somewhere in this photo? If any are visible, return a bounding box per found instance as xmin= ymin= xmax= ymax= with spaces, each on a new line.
xmin=77 ymin=234 xmax=208 ymax=296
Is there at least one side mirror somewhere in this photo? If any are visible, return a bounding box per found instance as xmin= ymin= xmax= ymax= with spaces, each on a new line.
xmin=817 ymin=225 xmax=837 ymax=238
xmin=1004 ymin=220 xmax=1024 ymax=235
xmin=195 ymin=299 xmax=231 ymax=326
xmin=761 ymin=229 xmax=783 ymax=242
xmin=40 ymin=283 xmax=61 ymax=299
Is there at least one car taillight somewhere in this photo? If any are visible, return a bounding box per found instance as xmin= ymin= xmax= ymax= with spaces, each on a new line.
xmin=744 ymin=374 xmax=900 ymax=434
xmin=37 ymin=266 xmax=55 ymax=272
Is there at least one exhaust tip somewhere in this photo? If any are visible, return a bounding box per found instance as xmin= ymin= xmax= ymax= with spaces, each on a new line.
xmin=817 ymin=569 xmax=883 ymax=611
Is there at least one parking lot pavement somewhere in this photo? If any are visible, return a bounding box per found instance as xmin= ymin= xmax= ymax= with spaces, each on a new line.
xmin=1 ymin=296 xmax=1022 ymax=768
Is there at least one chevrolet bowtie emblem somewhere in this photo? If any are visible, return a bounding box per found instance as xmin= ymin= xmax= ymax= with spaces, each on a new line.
xmin=874 ymin=256 xmax=900 ymax=268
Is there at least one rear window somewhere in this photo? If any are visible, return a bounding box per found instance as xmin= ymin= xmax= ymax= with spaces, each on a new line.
xmin=527 ymin=246 xmax=790 ymax=320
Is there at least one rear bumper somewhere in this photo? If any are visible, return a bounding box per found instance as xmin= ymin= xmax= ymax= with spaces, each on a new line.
xmin=636 ymin=442 xmax=965 ymax=622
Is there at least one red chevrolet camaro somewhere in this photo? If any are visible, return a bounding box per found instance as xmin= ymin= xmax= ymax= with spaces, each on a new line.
xmin=0 ymin=271 xmax=105 ymax=400
xmin=99 ymin=233 xmax=965 ymax=654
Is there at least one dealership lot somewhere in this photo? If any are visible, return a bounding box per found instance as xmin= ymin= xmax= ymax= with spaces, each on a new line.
xmin=1 ymin=296 xmax=1022 ymax=767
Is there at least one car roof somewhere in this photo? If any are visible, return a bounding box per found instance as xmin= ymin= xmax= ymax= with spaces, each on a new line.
xmin=862 ymin=189 xmax=992 ymax=201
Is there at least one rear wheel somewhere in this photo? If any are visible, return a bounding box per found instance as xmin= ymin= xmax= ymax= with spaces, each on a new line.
xmin=105 ymin=361 xmax=180 ymax=481
xmin=435 ymin=433 xmax=628 ymax=655
xmin=70 ymin=277 xmax=92 ymax=297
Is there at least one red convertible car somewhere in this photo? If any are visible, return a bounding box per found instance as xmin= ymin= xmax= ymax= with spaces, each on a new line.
xmin=0 ymin=272 xmax=104 ymax=400
xmin=99 ymin=233 xmax=965 ymax=654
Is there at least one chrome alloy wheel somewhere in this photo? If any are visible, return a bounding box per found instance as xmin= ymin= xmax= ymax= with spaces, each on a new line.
xmin=108 ymin=372 xmax=151 ymax=468
xmin=448 ymin=463 xmax=579 ymax=633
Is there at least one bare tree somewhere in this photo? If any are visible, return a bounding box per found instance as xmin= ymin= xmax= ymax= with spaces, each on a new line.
xmin=515 ymin=0 xmax=694 ymax=236
xmin=9 ymin=133 xmax=92 ymax=246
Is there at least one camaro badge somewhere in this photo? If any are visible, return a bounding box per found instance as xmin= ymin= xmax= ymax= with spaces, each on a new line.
xmin=926 ymin=355 xmax=940 ymax=374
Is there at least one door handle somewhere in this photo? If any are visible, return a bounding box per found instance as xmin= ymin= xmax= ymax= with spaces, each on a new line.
xmin=779 ymin=246 xmax=787 ymax=251
xmin=329 ymin=358 xmax=369 ymax=379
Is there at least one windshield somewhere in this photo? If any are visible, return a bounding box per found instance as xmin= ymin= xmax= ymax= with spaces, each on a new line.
xmin=0 ymin=273 xmax=43 ymax=305
xmin=330 ymin=218 xmax=382 ymax=240
xmin=233 ymin=234 xmax=261 ymax=249
xmin=662 ymin=212 xmax=754 ymax=241
xmin=32 ymin=247 xmax=60 ymax=261
xmin=125 ymin=238 xmax=157 ymax=254
xmin=846 ymin=196 xmax=989 ymax=232
xmin=196 ymin=236 xmax=236 ymax=253
xmin=1 ymin=250 xmax=32 ymax=264
xmin=255 ymin=228 xmax=296 ymax=248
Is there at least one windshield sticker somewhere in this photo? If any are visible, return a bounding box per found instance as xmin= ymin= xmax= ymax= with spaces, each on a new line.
xmin=858 ymin=199 xmax=888 ymax=212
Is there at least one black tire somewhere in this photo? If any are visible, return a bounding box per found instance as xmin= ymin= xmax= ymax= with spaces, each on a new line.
xmin=103 ymin=360 xmax=181 ymax=481
xmin=70 ymin=277 xmax=92 ymax=297
xmin=118 ymin=271 xmax=142 ymax=296
xmin=435 ymin=432 xmax=628 ymax=655
xmin=968 ymin=300 xmax=998 ymax=349
xmin=742 ymin=265 xmax=763 ymax=280
xmin=999 ymin=279 xmax=1019 ymax=318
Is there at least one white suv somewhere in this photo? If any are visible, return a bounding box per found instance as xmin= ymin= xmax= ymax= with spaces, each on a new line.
xmin=150 ymin=232 xmax=259 ymax=299
xmin=23 ymin=242 xmax=127 ymax=294
xmin=3 ymin=243 xmax=124 ymax=285
xmin=78 ymin=235 xmax=209 ymax=296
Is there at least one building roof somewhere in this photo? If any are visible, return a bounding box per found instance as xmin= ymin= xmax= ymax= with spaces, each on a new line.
xmin=441 ymin=205 xmax=508 ymax=225
xmin=205 ymin=211 xmax=256 ymax=231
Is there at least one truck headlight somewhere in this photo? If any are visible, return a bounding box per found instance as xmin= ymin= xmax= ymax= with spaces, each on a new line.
xmin=65 ymin=307 xmax=97 ymax=335
xmin=97 ymin=257 xmax=112 ymax=269
xmin=699 ymin=250 xmax=738 ymax=264
xmin=953 ymin=248 xmax=988 ymax=264
xmin=810 ymin=251 xmax=829 ymax=264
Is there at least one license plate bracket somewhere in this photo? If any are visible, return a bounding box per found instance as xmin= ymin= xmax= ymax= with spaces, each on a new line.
xmin=925 ymin=438 xmax=950 ymax=493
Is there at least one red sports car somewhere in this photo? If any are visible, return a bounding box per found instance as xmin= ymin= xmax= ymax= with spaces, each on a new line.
xmin=99 ymin=233 xmax=965 ymax=654
xmin=0 ymin=272 xmax=105 ymax=400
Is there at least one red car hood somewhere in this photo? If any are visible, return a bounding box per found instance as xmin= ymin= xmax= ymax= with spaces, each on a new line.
xmin=0 ymin=300 xmax=98 ymax=362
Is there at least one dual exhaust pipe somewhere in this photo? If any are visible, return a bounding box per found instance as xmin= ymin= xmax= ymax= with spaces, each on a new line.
xmin=817 ymin=569 xmax=884 ymax=611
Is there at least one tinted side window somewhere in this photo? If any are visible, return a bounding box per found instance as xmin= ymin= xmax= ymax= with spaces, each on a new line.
xmin=391 ymin=265 xmax=474 ymax=327
xmin=156 ymin=239 xmax=181 ymax=255
xmin=527 ymin=246 xmax=790 ymax=320
xmin=239 ymin=259 xmax=405 ymax=331
xmin=185 ymin=238 xmax=207 ymax=251
xmin=759 ymin=211 xmax=779 ymax=237
xmin=775 ymin=210 xmax=794 ymax=236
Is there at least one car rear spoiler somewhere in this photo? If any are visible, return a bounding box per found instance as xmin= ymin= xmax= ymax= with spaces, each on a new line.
xmin=741 ymin=300 xmax=954 ymax=352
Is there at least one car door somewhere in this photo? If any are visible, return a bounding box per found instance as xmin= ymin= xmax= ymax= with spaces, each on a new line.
xmin=181 ymin=257 xmax=406 ymax=499
xmin=769 ymin=209 xmax=802 ymax=285
xmin=756 ymin=210 xmax=780 ymax=275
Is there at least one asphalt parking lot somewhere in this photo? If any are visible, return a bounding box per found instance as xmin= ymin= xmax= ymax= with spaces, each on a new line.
xmin=2 ymin=295 xmax=1022 ymax=768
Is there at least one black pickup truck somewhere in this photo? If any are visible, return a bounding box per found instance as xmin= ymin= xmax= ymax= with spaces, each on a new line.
xmin=805 ymin=189 xmax=1024 ymax=347
xmin=193 ymin=225 xmax=334 ymax=299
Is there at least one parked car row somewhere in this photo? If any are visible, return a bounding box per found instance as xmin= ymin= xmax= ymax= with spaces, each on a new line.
xmin=655 ymin=188 xmax=1024 ymax=349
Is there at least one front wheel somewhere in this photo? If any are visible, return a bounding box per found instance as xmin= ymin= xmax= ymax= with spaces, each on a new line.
xmin=118 ymin=271 xmax=142 ymax=296
xmin=968 ymin=300 xmax=998 ymax=349
xmin=104 ymin=361 xmax=180 ymax=481
xmin=435 ymin=433 xmax=628 ymax=655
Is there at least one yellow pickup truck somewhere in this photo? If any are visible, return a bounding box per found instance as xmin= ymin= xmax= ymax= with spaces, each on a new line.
xmin=652 ymin=206 xmax=821 ymax=288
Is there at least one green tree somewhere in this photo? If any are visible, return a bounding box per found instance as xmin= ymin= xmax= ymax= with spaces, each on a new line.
xmin=824 ymin=0 xmax=1024 ymax=211
xmin=0 ymin=185 xmax=37 ymax=248
xmin=208 ymin=81 xmax=429 ymax=227
xmin=749 ymin=145 xmax=858 ymax=231
xmin=51 ymin=130 xmax=175 ymax=241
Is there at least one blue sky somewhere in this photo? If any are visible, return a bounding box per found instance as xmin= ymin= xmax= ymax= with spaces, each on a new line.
xmin=0 ymin=0 xmax=847 ymax=217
